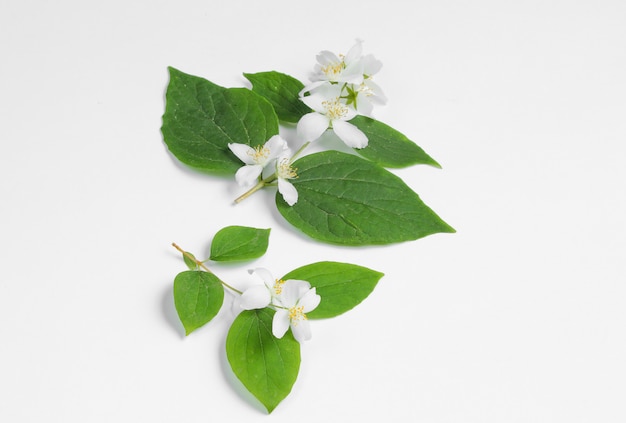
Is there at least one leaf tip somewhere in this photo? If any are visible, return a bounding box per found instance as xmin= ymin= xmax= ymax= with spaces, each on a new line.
xmin=430 ymin=159 xmax=443 ymax=169
xmin=442 ymin=222 xmax=456 ymax=234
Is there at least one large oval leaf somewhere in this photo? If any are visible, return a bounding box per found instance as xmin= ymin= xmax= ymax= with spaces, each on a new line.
xmin=173 ymin=271 xmax=224 ymax=335
xmin=226 ymin=308 xmax=300 ymax=413
xmin=276 ymin=151 xmax=455 ymax=245
xmin=161 ymin=67 xmax=279 ymax=174
xmin=350 ymin=115 xmax=441 ymax=168
xmin=281 ymin=261 xmax=383 ymax=319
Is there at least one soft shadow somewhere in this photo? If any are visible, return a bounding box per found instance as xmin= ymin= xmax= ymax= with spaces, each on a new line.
xmin=161 ymin=283 xmax=185 ymax=339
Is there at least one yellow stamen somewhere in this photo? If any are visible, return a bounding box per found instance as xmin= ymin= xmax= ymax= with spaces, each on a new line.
xmin=273 ymin=279 xmax=285 ymax=295
xmin=288 ymin=305 xmax=307 ymax=325
xmin=248 ymin=145 xmax=270 ymax=163
xmin=277 ymin=159 xmax=298 ymax=180
xmin=320 ymin=61 xmax=344 ymax=79
xmin=322 ymin=98 xmax=348 ymax=120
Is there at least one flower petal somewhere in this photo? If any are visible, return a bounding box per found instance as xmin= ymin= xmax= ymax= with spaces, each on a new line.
xmin=228 ymin=143 xmax=256 ymax=165
xmin=299 ymin=93 xmax=326 ymax=113
xmin=315 ymin=82 xmax=344 ymax=98
xmin=366 ymin=79 xmax=387 ymax=104
xmin=297 ymin=112 xmax=330 ymax=142
xmin=234 ymin=164 xmax=263 ymax=187
xmin=264 ymin=135 xmax=288 ymax=162
xmin=278 ymin=178 xmax=298 ymax=206
xmin=362 ymin=54 xmax=382 ymax=76
xmin=342 ymin=105 xmax=358 ymax=121
xmin=299 ymin=80 xmax=327 ymax=97
xmin=240 ymin=285 xmax=271 ymax=310
xmin=272 ymin=309 xmax=290 ymax=339
xmin=344 ymin=39 xmax=363 ymax=64
xmin=355 ymin=96 xmax=374 ymax=117
xmin=299 ymin=287 xmax=321 ymax=313
xmin=280 ymin=279 xmax=311 ymax=308
xmin=340 ymin=60 xmax=364 ymax=84
xmin=260 ymin=159 xmax=279 ymax=179
xmin=250 ymin=268 xmax=275 ymax=290
xmin=316 ymin=50 xmax=341 ymax=66
xmin=291 ymin=319 xmax=312 ymax=343
xmin=332 ymin=120 xmax=368 ymax=149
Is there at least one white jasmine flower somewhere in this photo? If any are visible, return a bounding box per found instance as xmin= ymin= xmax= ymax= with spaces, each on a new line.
xmin=228 ymin=135 xmax=288 ymax=187
xmin=309 ymin=40 xmax=364 ymax=86
xmin=275 ymin=157 xmax=298 ymax=206
xmin=239 ymin=268 xmax=285 ymax=310
xmin=297 ymin=85 xmax=368 ymax=148
xmin=272 ymin=279 xmax=321 ymax=343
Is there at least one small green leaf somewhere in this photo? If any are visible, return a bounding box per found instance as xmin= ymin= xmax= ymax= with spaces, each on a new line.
xmin=161 ymin=67 xmax=279 ymax=174
xmin=173 ymin=271 xmax=224 ymax=335
xmin=182 ymin=251 xmax=198 ymax=270
xmin=282 ymin=261 xmax=383 ymax=319
xmin=350 ymin=115 xmax=441 ymax=168
xmin=277 ymin=151 xmax=455 ymax=245
xmin=210 ymin=226 xmax=270 ymax=262
xmin=244 ymin=71 xmax=311 ymax=123
xmin=226 ymin=308 xmax=300 ymax=413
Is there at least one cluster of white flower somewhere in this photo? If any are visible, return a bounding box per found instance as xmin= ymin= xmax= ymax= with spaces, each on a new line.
xmin=297 ymin=39 xmax=386 ymax=149
xmin=228 ymin=40 xmax=385 ymax=207
xmin=239 ymin=268 xmax=321 ymax=343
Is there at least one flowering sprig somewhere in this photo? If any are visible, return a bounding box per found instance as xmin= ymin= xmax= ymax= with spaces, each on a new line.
xmin=170 ymin=225 xmax=383 ymax=413
xmin=226 ymin=41 xmax=389 ymax=204
xmin=230 ymin=138 xmax=301 ymax=206
xmin=228 ymin=135 xmax=299 ymax=205
xmin=162 ymin=41 xmax=453 ymax=245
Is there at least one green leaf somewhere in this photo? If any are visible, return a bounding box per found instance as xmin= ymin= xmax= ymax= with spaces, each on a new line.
xmin=161 ymin=67 xmax=279 ymax=174
xmin=173 ymin=271 xmax=224 ymax=335
xmin=182 ymin=251 xmax=198 ymax=270
xmin=350 ymin=115 xmax=441 ymax=168
xmin=226 ymin=308 xmax=300 ymax=413
xmin=244 ymin=71 xmax=311 ymax=123
xmin=277 ymin=151 xmax=455 ymax=245
xmin=281 ymin=261 xmax=383 ymax=319
xmin=210 ymin=225 xmax=270 ymax=262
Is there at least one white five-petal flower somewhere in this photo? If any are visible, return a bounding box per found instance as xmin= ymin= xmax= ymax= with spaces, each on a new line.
xmin=228 ymin=135 xmax=288 ymax=187
xmin=297 ymin=84 xmax=368 ymax=148
xmin=272 ymin=279 xmax=321 ymax=343
xmin=309 ymin=40 xmax=364 ymax=86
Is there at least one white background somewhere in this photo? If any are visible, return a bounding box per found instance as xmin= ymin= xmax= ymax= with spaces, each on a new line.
xmin=1 ymin=0 xmax=625 ymax=421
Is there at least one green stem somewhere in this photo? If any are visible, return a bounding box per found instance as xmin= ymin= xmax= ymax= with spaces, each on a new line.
xmin=233 ymin=174 xmax=277 ymax=204
xmin=290 ymin=141 xmax=311 ymax=162
xmin=171 ymin=243 xmax=242 ymax=295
